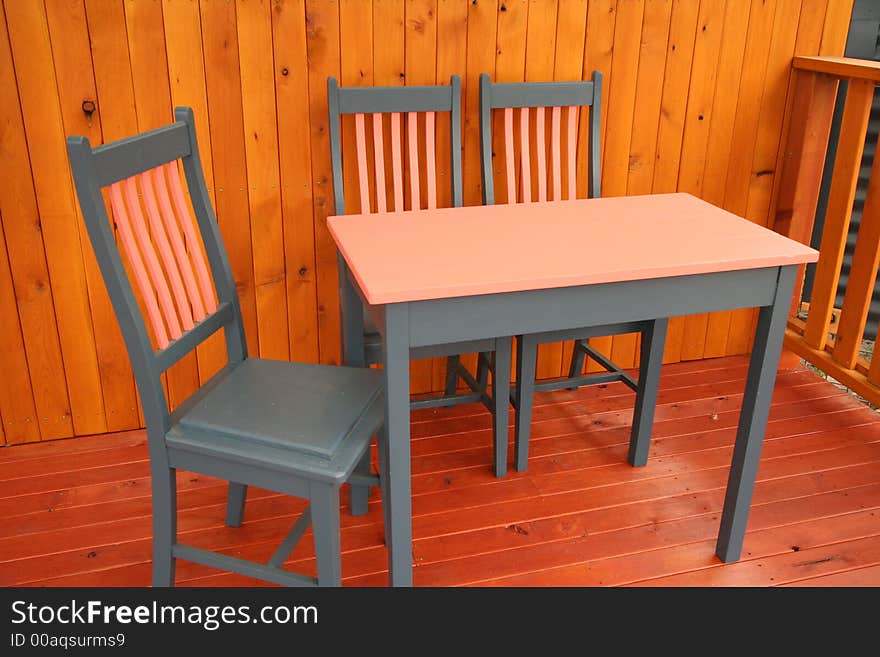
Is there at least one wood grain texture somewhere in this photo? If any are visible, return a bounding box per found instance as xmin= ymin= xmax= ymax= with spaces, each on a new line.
xmin=0 ymin=0 xmax=854 ymax=441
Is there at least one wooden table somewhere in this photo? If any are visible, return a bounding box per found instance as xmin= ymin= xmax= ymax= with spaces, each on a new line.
xmin=329 ymin=192 xmax=819 ymax=587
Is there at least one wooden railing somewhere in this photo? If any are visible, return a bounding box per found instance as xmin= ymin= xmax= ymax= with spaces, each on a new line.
xmin=774 ymin=56 xmax=880 ymax=407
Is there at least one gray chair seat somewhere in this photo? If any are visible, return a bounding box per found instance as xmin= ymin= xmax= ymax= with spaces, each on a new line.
xmin=167 ymin=359 xmax=384 ymax=483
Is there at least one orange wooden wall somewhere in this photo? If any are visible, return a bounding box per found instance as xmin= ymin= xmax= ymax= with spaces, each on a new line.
xmin=0 ymin=0 xmax=854 ymax=444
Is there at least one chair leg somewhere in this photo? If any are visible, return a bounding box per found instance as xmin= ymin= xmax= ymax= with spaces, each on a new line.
xmin=444 ymin=355 xmax=460 ymax=397
xmin=628 ymin=318 xmax=669 ymax=467
xmin=513 ymin=334 xmax=539 ymax=472
xmin=492 ymin=338 xmax=512 ymax=478
xmin=567 ymin=340 xmax=587 ymax=390
xmin=151 ymin=466 xmax=177 ymax=587
xmin=349 ymin=449 xmax=371 ymax=517
xmin=225 ymin=482 xmax=248 ymax=527
xmin=310 ymin=481 xmax=343 ymax=587
xmin=377 ymin=425 xmax=391 ymax=548
xmin=476 ymin=351 xmax=490 ymax=392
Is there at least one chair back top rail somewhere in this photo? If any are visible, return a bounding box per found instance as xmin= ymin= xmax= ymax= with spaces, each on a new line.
xmin=793 ymin=55 xmax=880 ymax=82
xmin=67 ymin=107 xmax=247 ymax=433
xmin=88 ymin=122 xmax=192 ymax=188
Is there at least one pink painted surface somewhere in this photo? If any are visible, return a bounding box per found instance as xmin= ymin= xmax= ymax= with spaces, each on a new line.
xmin=328 ymin=193 xmax=819 ymax=305
xmin=519 ymin=107 xmax=531 ymax=203
xmin=567 ymin=106 xmax=577 ymax=200
xmin=504 ymin=108 xmax=515 ymax=203
xmin=123 ymin=177 xmax=182 ymax=339
xmin=152 ymin=166 xmax=206 ymax=321
xmin=165 ymin=162 xmax=216 ymax=314
xmin=535 ymin=107 xmax=546 ymax=202
xmin=139 ymin=170 xmax=195 ymax=330
xmin=109 ymin=183 xmax=169 ymax=348
xmin=372 ymin=113 xmax=387 ymax=213
xmin=354 ymin=113 xmax=370 ymax=213
xmin=391 ymin=112 xmax=403 ymax=212
xmin=425 ymin=111 xmax=437 ymax=210
xmin=551 ymin=106 xmax=562 ymax=201
xmin=407 ymin=112 xmax=419 ymax=210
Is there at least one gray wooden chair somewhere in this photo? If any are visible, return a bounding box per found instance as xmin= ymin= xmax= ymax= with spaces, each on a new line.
xmin=67 ymin=107 xmax=385 ymax=587
xmin=328 ymin=76 xmax=514 ymax=477
xmin=478 ymin=72 xmax=669 ymax=471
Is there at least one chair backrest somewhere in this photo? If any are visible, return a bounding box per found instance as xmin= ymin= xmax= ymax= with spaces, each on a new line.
xmin=327 ymin=76 xmax=462 ymax=215
xmin=67 ymin=107 xmax=247 ymax=436
xmin=478 ymin=72 xmax=602 ymax=205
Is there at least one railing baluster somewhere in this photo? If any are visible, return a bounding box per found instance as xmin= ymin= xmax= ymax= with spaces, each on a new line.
xmin=833 ymin=149 xmax=880 ymax=368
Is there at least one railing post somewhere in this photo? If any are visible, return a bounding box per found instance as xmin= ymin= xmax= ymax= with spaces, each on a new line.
xmin=772 ymin=69 xmax=839 ymax=316
xmin=802 ymin=78 xmax=875 ymax=350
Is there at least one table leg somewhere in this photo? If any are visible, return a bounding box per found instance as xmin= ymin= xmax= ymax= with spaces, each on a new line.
xmin=492 ymin=336 xmax=512 ymax=478
xmin=716 ymin=266 xmax=796 ymax=562
xmin=339 ymin=254 xmax=371 ymax=515
xmin=628 ymin=317 xmax=668 ymax=467
xmin=383 ymin=303 xmax=413 ymax=586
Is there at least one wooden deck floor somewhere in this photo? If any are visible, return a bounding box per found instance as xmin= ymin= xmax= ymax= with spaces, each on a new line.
xmin=2 ymin=355 xmax=880 ymax=587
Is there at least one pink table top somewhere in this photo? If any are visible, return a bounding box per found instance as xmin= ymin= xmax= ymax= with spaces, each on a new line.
xmin=328 ymin=192 xmax=819 ymax=305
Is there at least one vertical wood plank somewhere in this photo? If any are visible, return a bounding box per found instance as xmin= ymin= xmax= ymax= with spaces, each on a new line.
xmin=305 ymin=0 xmax=342 ymax=364
xmin=84 ymin=0 xmax=146 ymax=427
xmin=373 ymin=0 xmax=405 ymax=214
xmin=803 ymin=79 xmax=874 ymax=351
xmin=237 ymin=0 xmax=290 ymax=361
xmin=200 ymin=0 xmax=260 ymax=360
xmin=4 ymin=0 xmax=102 ymax=437
xmin=46 ymin=0 xmax=140 ymax=433
xmin=699 ymin=0 xmax=751 ymax=358
xmin=272 ymin=0 xmax=320 ymax=363
xmin=0 ymin=206 xmax=39 ymax=444
xmin=676 ymin=0 xmax=727 ymax=361
xmin=624 ymin=0 xmax=673 ymax=197
xmin=602 ymin=0 xmax=645 ymax=371
xmin=161 ymin=0 xmax=228 ymax=382
xmin=818 ymin=0 xmax=855 ymax=56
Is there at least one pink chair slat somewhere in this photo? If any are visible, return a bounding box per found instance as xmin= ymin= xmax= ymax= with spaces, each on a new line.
xmin=567 ymin=106 xmax=578 ymax=200
xmin=391 ymin=112 xmax=404 ymax=212
xmin=535 ymin=107 xmax=547 ymax=202
xmin=519 ymin=107 xmax=531 ymax=204
xmin=139 ymin=170 xmax=195 ymax=331
xmin=551 ymin=106 xmax=562 ymax=201
xmin=354 ymin=113 xmax=371 ymax=213
xmin=152 ymin=166 xmax=207 ymax=321
xmin=407 ymin=112 xmax=420 ymax=211
xmin=123 ymin=177 xmax=182 ymax=340
xmin=165 ymin=162 xmax=217 ymax=313
xmin=109 ymin=183 xmax=170 ymax=348
xmin=425 ymin=111 xmax=437 ymax=210
xmin=372 ymin=113 xmax=387 ymax=213
xmin=504 ymin=108 xmax=516 ymax=204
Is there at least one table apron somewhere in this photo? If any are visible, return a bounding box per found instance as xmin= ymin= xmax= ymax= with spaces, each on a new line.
xmin=397 ymin=267 xmax=780 ymax=348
